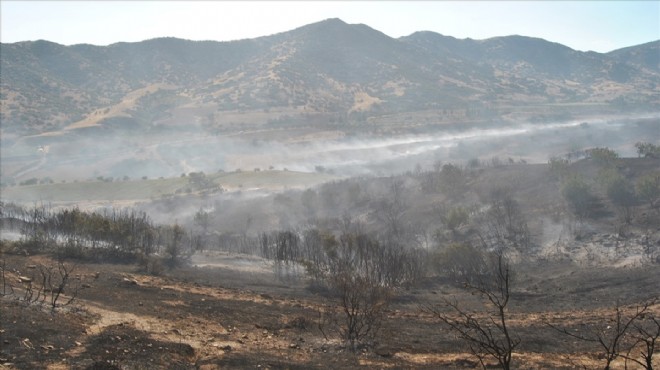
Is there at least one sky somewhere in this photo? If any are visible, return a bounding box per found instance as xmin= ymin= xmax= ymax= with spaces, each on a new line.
xmin=1 ymin=1 xmax=658 ymax=53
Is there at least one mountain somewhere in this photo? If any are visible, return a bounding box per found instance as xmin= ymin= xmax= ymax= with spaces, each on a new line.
xmin=1 ymin=18 xmax=658 ymax=137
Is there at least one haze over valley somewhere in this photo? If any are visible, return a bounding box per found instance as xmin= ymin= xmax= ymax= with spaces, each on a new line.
xmin=1 ymin=16 xmax=660 ymax=370
xmin=2 ymin=18 xmax=659 ymax=195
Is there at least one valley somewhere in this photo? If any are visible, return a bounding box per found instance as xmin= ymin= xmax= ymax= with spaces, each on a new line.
xmin=1 ymin=17 xmax=660 ymax=370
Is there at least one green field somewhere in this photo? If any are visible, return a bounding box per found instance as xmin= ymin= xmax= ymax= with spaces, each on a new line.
xmin=1 ymin=170 xmax=336 ymax=203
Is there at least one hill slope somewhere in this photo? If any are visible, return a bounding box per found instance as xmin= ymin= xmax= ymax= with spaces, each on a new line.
xmin=1 ymin=18 xmax=658 ymax=137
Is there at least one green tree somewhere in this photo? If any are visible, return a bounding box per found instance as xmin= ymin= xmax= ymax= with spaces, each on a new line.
xmin=587 ymin=147 xmax=619 ymax=167
xmin=548 ymin=156 xmax=570 ymax=180
xmin=561 ymin=175 xmax=598 ymax=221
xmin=600 ymin=170 xmax=637 ymax=224
xmin=193 ymin=208 xmax=212 ymax=235
xmin=637 ymin=172 xmax=660 ymax=209
xmin=635 ymin=142 xmax=660 ymax=158
xmin=440 ymin=206 xmax=469 ymax=235
xmin=439 ymin=163 xmax=466 ymax=198
xmin=164 ymin=224 xmax=188 ymax=267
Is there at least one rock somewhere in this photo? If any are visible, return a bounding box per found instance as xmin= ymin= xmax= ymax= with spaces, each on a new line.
xmin=289 ymin=343 xmax=299 ymax=349
xmin=122 ymin=278 xmax=138 ymax=285
xmin=455 ymin=359 xmax=479 ymax=367
xmin=374 ymin=346 xmax=393 ymax=357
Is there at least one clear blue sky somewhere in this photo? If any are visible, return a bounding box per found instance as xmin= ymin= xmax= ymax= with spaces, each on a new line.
xmin=1 ymin=1 xmax=658 ymax=53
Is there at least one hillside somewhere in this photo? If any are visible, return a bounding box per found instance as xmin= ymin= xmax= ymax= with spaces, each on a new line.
xmin=1 ymin=18 xmax=658 ymax=138
xmin=2 ymin=154 xmax=660 ymax=369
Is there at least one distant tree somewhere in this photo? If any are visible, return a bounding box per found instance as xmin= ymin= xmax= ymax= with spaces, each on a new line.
xmin=193 ymin=208 xmax=212 ymax=236
xmin=20 ymin=178 xmax=39 ymax=186
xmin=273 ymin=230 xmax=301 ymax=279
xmin=561 ymin=175 xmax=598 ymax=221
xmin=440 ymin=206 xmax=469 ymax=235
xmin=635 ymin=142 xmax=660 ymax=158
xmin=188 ymin=171 xmax=215 ymax=190
xmin=548 ymin=156 xmax=570 ymax=180
xmin=467 ymin=158 xmax=482 ymax=169
xmin=479 ymin=188 xmax=530 ymax=253
xmin=300 ymin=188 xmax=318 ymax=219
xmin=439 ymin=163 xmax=466 ymax=198
xmin=374 ymin=178 xmax=408 ymax=242
xmin=163 ymin=224 xmax=188 ymax=267
xmin=600 ymin=169 xmax=637 ymax=224
xmin=637 ymin=172 xmax=660 ymax=210
xmin=432 ymin=243 xmax=488 ymax=283
xmin=587 ymin=147 xmax=619 ymax=167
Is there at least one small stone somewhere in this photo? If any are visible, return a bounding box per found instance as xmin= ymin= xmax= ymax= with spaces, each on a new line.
xmin=374 ymin=346 xmax=393 ymax=358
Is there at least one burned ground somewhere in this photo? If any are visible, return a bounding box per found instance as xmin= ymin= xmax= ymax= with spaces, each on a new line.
xmin=1 ymin=250 xmax=659 ymax=369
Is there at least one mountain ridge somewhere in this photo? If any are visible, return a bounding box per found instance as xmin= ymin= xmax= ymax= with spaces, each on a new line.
xmin=1 ymin=18 xmax=658 ymax=137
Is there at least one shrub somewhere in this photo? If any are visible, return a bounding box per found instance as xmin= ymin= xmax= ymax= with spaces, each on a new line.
xmin=586 ymin=147 xmax=619 ymax=167
xmin=561 ymin=175 xmax=598 ymax=220
xmin=637 ymin=172 xmax=660 ymax=208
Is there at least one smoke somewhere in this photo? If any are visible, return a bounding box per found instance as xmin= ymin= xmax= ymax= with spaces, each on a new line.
xmin=1 ymin=112 xmax=658 ymax=205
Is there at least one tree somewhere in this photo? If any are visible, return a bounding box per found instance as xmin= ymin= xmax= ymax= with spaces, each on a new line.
xmin=163 ymin=224 xmax=189 ymax=267
xmin=426 ymin=251 xmax=519 ymax=369
xmin=439 ymin=163 xmax=466 ymax=198
xmin=433 ymin=243 xmax=489 ymax=284
xmin=548 ymin=156 xmax=570 ymax=180
xmin=587 ymin=147 xmax=619 ymax=167
xmin=440 ymin=206 xmax=469 ymax=235
xmin=313 ymin=232 xmax=392 ymax=350
xmin=478 ymin=188 xmax=530 ymax=254
xmin=635 ymin=142 xmax=660 ymax=158
xmin=374 ymin=178 xmax=408 ymax=243
xmin=600 ymin=170 xmax=637 ymax=224
xmin=193 ymin=208 xmax=213 ymax=248
xmin=326 ymin=272 xmax=391 ymax=350
xmin=18 ymin=261 xmax=80 ymax=311
xmin=273 ymin=230 xmax=301 ymax=279
xmin=625 ymin=303 xmax=659 ymax=370
xmin=300 ymin=188 xmax=318 ymax=219
xmin=547 ymin=300 xmax=654 ymax=370
xmin=561 ymin=175 xmax=598 ymax=221
xmin=637 ymin=172 xmax=660 ymax=210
